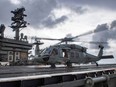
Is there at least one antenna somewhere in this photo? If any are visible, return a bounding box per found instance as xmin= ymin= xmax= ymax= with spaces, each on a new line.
xmin=0 ymin=24 xmax=5 ymax=38
xmin=33 ymin=39 xmax=44 ymax=56
xmin=10 ymin=7 xmax=28 ymax=40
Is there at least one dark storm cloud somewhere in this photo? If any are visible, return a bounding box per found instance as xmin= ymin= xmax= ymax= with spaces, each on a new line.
xmin=72 ymin=6 xmax=87 ymax=14
xmin=21 ymin=0 xmax=116 ymax=28
xmin=42 ymin=16 xmax=68 ymax=28
xmin=58 ymin=0 xmax=116 ymax=10
xmin=91 ymin=20 xmax=116 ymax=49
xmin=58 ymin=2 xmax=88 ymax=14
xmin=94 ymin=24 xmax=109 ymax=32
xmin=0 ymin=0 xmax=89 ymax=29
xmin=110 ymin=20 xmax=116 ymax=29
xmin=0 ymin=0 xmax=60 ymax=28
xmin=0 ymin=0 xmax=16 ymax=25
xmin=20 ymin=0 xmax=87 ymax=28
xmin=1 ymin=0 xmax=116 ymax=29
xmin=109 ymin=20 xmax=116 ymax=39
xmin=20 ymin=0 xmax=58 ymax=28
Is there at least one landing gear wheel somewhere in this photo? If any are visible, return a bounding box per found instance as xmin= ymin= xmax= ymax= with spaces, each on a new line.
xmin=95 ymin=62 xmax=98 ymax=66
xmin=66 ymin=61 xmax=72 ymax=68
xmin=50 ymin=64 xmax=56 ymax=68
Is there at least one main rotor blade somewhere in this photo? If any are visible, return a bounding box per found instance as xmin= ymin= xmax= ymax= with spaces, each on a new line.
xmin=31 ymin=37 xmax=62 ymax=41
xmin=75 ymin=41 xmax=108 ymax=44
xmin=29 ymin=27 xmax=107 ymax=44
xmin=73 ymin=28 xmax=107 ymax=39
xmin=55 ymin=41 xmax=63 ymax=45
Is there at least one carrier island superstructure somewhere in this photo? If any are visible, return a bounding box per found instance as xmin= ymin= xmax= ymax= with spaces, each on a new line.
xmin=0 ymin=7 xmax=32 ymax=65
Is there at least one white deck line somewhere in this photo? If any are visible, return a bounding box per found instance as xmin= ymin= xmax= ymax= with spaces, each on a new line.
xmin=0 ymin=68 xmax=115 ymax=82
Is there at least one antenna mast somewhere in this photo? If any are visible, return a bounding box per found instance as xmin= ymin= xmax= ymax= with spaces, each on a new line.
xmin=10 ymin=7 xmax=28 ymax=40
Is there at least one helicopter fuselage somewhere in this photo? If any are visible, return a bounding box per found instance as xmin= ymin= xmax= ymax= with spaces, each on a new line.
xmin=34 ymin=44 xmax=104 ymax=67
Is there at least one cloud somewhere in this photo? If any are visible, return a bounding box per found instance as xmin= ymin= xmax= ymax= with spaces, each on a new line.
xmin=21 ymin=0 xmax=87 ymax=28
xmin=0 ymin=0 xmax=58 ymax=28
xmin=91 ymin=20 xmax=116 ymax=49
xmin=10 ymin=0 xmax=21 ymax=5
xmin=42 ymin=15 xmax=68 ymax=28
xmin=58 ymin=2 xmax=88 ymax=14
xmin=110 ymin=20 xmax=116 ymax=29
xmin=0 ymin=0 xmax=116 ymax=30
xmin=109 ymin=20 xmax=116 ymax=39
xmin=94 ymin=24 xmax=109 ymax=32
xmin=71 ymin=6 xmax=87 ymax=14
xmin=20 ymin=0 xmax=58 ymax=28
xmin=0 ymin=0 xmax=16 ymax=25
xmin=58 ymin=0 xmax=116 ymax=10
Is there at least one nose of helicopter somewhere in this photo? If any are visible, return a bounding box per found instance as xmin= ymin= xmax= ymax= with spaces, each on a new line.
xmin=42 ymin=55 xmax=49 ymax=62
xmin=33 ymin=55 xmax=49 ymax=63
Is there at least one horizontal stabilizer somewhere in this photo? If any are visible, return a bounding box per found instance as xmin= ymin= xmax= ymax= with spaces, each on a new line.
xmin=101 ymin=55 xmax=114 ymax=59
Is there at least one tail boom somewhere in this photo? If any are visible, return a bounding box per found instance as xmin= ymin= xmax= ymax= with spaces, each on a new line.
xmin=101 ymin=55 xmax=114 ymax=59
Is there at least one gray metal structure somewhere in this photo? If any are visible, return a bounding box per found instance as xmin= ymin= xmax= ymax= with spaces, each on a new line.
xmin=0 ymin=7 xmax=32 ymax=65
xmin=0 ymin=65 xmax=116 ymax=87
xmin=10 ymin=7 xmax=28 ymax=40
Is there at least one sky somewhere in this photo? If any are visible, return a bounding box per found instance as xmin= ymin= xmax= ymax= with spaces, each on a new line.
xmin=0 ymin=0 xmax=116 ymax=64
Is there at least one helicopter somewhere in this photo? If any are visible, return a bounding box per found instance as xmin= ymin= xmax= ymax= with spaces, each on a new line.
xmin=31 ymin=29 xmax=114 ymax=68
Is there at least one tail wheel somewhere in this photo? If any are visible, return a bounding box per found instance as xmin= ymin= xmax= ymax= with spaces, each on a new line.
xmin=95 ymin=62 xmax=99 ymax=66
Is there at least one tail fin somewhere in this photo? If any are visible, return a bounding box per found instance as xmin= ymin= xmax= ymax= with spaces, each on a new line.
xmin=98 ymin=45 xmax=104 ymax=57
xmin=98 ymin=45 xmax=114 ymax=59
xmin=101 ymin=55 xmax=114 ymax=59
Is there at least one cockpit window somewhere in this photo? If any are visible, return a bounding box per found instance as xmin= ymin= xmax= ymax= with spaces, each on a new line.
xmin=41 ymin=48 xmax=52 ymax=55
xmin=51 ymin=48 xmax=58 ymax=56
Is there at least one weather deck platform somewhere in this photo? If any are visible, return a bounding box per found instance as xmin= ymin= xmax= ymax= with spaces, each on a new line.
xmin=0 ymin=64 xmax=116 ymax=87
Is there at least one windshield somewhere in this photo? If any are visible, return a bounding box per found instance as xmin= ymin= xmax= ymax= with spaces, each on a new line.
xmin=41 ymin=47 xmax=52 ymax=56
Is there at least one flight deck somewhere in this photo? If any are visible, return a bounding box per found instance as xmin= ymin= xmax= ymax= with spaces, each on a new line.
xmin=0 ymin=64 xmax=116 ymax=87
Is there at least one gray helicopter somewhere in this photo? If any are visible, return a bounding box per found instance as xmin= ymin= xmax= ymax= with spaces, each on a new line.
xmin=32 ymin=30 xmax=114 ymax=68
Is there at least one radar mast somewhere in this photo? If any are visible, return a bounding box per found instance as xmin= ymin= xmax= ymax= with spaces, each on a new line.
xmin=10 ymin=7 xmax=28 ymax=40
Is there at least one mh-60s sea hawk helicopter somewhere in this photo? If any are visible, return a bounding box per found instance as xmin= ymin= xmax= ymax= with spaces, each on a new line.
xmin=31 ymin=29 xmax=114 ymax=68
